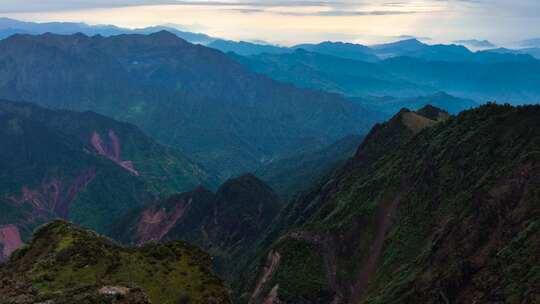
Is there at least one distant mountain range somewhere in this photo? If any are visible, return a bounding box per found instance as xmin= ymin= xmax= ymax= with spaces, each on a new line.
xmin=520 ymin=37 xmax=540 ymax=48
xmin=3 ymin=17 xmax=539 ymax=65
xmin=0 ymin=31 xmax=380 ymax=179
xmin=486 ymin=47 xmax=540 ymax=60
xmin=230 ymin=49 xmax=432 ymax=98
xmin=232 ymin=45 xmax=540 ymax=103
xmin=207 ymin=39 xmax=290 ymax=56
xmin=0 ymin=17 xmax=215 ymax=43
xmin=353 ymin=92 xmax=479 ymax=115
xmin=293 ymin=41 xmax=380 ymax=62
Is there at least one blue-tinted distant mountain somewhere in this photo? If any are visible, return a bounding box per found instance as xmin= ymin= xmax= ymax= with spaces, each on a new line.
xmin=353 ymin=92 xmax=479 ymax=115
xmin=232 ymin=45 xmax=540 ymax=103
xmin=485 ymin=47 xmax=540 ymax=60
xmin=231 ymin=49 xmax=433 ymax=98
xmin=207 ymin=39 xmax=290 ymax=55
xmin=0 ymin=17 xmax=215 ymax=44
xmin=371 ymin=38 xmax=428 ymax=58
xmin=454 ymin=39 xmax=496 ymax=49
xmin=0 ymin=31 xmax=380 ymax=179
xmin=0 ymin=17 xmax=125 ymax=37
xmin=130 ymin=26 xmax=215 ymax=44
xmin=371 ymin=38 xmax=526 ymax=63
xmin=381 ymin=56 xmax=540 ymax=103
xmin=292 ymin=41 xmax=379 ymax=62
xmin=520 ymin=37 xmax=540 ymax=48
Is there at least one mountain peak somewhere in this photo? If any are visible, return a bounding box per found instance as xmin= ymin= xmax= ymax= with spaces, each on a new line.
xmin=416 ymin=104 xmax=450 ymax=121
xmin=147 ymin=30 xmax=187 ymax=44
xmin=218 ymin=173 xmax=279 ymax=199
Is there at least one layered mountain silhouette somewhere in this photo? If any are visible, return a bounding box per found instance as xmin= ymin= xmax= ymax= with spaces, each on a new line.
xmin=353 ymin=92 xmax=479 ymax=115
xmin=0 ymin=17 xmax=214 ymax=44
xmin=208 ymin=39 xmax=290 ymax=56
xmin=0 ymin=99 xmax=215 ymax=260
xmin=486 ymin=47 xmax=540 ymax=60
xmin=231 ymin=49 xmax=431 ymax=98
xmin=293 ymin=41 xmax=379 ymax=63
xmin=233 ymin=45 xmax=540 ymax=103
xmin=239 ymin=104 xmax=539 ymax=304
xmin=0 ymin=18 xmax=538 ymax=304
xmin=0 ymin=31 xmax=379 ymax=178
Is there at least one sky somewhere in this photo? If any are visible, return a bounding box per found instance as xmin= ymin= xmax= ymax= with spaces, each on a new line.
xmin=1 ymin=0 xmax=539 ymax=46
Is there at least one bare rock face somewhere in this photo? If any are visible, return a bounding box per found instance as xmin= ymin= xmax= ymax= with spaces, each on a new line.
xmin=0 ymin=225 xmax=23 ymax=262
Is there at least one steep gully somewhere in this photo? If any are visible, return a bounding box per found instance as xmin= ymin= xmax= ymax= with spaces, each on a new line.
xmin=349 ymin=193 xmax=403 ymax=304
xmin=91 ymin=130 xmax=139 ymax=176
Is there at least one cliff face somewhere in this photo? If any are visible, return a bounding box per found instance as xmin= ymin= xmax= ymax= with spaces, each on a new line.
xmin=0 ymin=221 xmax=231 ymax=304
xmin=243 ymin=104 xmax=540 ymax=304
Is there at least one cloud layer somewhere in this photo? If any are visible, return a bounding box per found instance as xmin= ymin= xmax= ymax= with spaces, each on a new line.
xmin=1 ymin=0 xmax=540 ymax=45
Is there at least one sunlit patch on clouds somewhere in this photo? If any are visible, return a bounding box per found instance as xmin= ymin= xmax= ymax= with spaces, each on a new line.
xmin=1 ymin=0 xmax=540 ymax=46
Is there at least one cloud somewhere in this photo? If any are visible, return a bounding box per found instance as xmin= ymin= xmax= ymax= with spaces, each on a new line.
xmin=225 ymin=8 xmax=420 ymax=16
xmin=0 ymin=0 xmax=436 ymax=14
xmin=395 ymin=35 xmax=432 ymax=41
xmin=0 ymin=1 xmax=345 ymax=13
xmin=0 ymin=1 xmax=178 ymax=13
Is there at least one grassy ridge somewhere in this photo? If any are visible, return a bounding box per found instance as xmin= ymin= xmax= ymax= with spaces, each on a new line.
xmin=1 ymin=221 xmax=230 ymax=304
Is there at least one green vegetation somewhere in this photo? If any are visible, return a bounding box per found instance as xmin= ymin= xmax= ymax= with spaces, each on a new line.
xmin=1 ymin=221 xmax=230 ymax=304
xmin=115 ymin=174 xmax=282 ymax=282
xmin=269 ymin=238 xmax=330 ymax=303
xmin=255 ymin=135 xmax=364 ymax=200
xmin=0 ymin=99 xmax=216 ymax=238
xmin=241 ymin=104 xmax=540 ymax=303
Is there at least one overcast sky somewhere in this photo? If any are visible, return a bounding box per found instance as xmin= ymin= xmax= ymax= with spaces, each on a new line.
xmin=1 ymin=0 xmax=539 ymax=45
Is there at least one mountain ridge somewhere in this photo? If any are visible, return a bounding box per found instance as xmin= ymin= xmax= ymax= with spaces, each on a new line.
xmin=0 ymin=31 xmax=380 ymax=178
xmin=238 ymin=103 xmax=540 ymax=304
xmin=0 ymin=220 xmax=231 ymax=304
xmin=0 ymin=99 xmax=215 ymax=260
